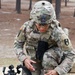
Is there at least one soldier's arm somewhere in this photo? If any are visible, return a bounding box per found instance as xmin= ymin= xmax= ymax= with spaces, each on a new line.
xmin=54 ymin=27 xmax=75 ymax=75
xmin=14 ymin=24 xmax=27 ymax=62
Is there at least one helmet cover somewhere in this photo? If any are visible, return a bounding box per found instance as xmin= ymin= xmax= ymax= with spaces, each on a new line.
xmin=30 ymin=1 xmax=56 ymax=25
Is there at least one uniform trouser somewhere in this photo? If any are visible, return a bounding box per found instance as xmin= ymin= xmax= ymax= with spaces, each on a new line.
xmin=22 ymin=47 xmax=64 ymax=75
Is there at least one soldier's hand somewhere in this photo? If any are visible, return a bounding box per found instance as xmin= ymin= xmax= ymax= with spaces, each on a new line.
xmin=44 ymin=70 xmax=58 ymax=75
xmin=24 ymin=58 xmax=36 ymax=71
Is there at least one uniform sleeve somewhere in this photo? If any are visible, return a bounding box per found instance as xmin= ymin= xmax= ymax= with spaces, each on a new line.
xmin=14 ymin=24 xmax=27 ymax=62
xmin=53 ymin=27 xmax=75 ymax=75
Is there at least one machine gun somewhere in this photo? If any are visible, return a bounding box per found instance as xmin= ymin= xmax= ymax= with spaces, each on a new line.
xmin=2 ymin=64 xmax=32 ymax=75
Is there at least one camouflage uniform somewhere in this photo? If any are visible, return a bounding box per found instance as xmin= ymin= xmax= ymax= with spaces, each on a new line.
xmin=14 ymin=1 xmax=75 ymax=75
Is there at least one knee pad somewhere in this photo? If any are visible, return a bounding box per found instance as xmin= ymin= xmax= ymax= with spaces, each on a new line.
xmin=42 ymin=52 xmax=58 ymax=70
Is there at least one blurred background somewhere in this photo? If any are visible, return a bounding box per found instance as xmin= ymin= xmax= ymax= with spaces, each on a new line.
xmin=0 ymin=0 xmax=75 ymax=74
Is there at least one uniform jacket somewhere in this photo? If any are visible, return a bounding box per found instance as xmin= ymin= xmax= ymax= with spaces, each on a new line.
xmin=14 ymin=19 xmax=75 ymax=75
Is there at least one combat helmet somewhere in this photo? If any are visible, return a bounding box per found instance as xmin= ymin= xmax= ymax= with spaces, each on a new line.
xmin=30 ymin=1 xmax=56 ymax=25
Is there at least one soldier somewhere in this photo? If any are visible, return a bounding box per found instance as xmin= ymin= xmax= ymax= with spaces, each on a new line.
xmin=14 ymin=1 xmax=75 ymax=75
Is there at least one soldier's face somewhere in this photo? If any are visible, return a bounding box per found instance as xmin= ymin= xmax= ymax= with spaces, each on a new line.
xmin=36 ymin=24 xmax=49 ymax=33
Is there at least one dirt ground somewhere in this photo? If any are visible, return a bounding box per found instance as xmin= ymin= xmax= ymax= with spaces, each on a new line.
xmin=0 ymin=0 xmax=75 ymax=67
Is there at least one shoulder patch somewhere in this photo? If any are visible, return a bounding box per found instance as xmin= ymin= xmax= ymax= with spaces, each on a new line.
xmin=20 ymin=23 xmax=27 ymax=31
xmin=20 ymin=25 xmax=25 ymax=30
xmin=20 ymin=21 xmax=30 ymax=31
xmin=64 ymin=39 xmax=69 ymax=46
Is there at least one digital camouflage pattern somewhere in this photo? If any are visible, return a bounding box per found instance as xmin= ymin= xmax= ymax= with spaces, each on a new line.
xmin=30 ymin=1 xmax=56 ymax=24
xmin=14 ymin=1 xmax=75 ymax=75
xmin=14 ymin=20 xmax=75 ymax=75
